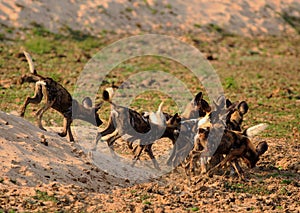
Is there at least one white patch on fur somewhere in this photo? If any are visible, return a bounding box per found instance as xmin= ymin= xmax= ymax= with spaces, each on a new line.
xmin=197 ymin=114 xmax=210 ymax=129
xmin=36 ymin=80 xmax=46 ymax=86
xmin=149 ymin=111 xmax=166 ymax=127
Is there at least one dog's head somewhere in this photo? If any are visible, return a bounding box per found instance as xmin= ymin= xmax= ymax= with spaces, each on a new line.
xmin=73 ymin=97 xmax=103 ymax=126
xmin=182 ymin=92 xmax=211 ymax=119
xmin=166 ymin=113 xmax=181 ymax=128
xmin=243 ymin=141 xmax=268 ymax=168
xmin=194 ymin=126 xmax=210 ymax=150
xmin=226 ymin=100 xmax=249 ymax=131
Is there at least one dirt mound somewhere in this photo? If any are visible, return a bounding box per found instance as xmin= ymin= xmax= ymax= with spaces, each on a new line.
xmin=1 ymin=0 xmax=300 ymax=37
xmin=0 ymin=111 xmax=129 ymax=192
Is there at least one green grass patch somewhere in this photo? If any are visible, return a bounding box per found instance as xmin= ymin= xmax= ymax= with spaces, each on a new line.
xmin=143 ymin=200 xmax=151 ymax=205
xmin=0 ymin=31 xmax=299 ymax=139
xmin=24 ymin=36 xmax=55 ymax=54
xmin=224 ymin=76 xmax=237 ymax=89
xmin=224 ymin=182 xmax=272 ymax=195
xmin=280 ymin=179 xmax=292 ymax=184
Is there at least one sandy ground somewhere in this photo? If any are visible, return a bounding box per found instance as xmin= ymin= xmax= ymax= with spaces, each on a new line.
xmin=0 ymin=0 xmax=300 ymax=37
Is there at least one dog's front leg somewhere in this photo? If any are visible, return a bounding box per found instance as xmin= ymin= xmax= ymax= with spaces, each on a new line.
xmin=20 ymin=84 xmax=43 ymax=117
xmin=166 ymin=144 xmax=177 ymax=167
xmin=131 ymin=145 xmax=145 ymax=167
xmin=92 ymin=132 xmax=102 ymax=151
xmin=144 ymin=144 xmax=160 ymax=170
xmin=231 ymin=160 xmax=245 ymax=180
xmin=58 ymin=117 xmax=69 ymax=138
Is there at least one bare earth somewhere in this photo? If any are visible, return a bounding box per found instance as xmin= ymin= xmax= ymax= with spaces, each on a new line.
xmin=0 ymin=0 xmax=300 ymax=37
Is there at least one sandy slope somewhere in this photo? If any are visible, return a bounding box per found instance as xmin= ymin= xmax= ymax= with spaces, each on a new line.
xmin=0 ymin=110 xmax=129 ymax=192
xmin=0 ymin=0 xmax=299 ymax=37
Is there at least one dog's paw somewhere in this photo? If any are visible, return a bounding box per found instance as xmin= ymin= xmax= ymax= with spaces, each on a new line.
xmin=39 ymin=126 xmax=47 ymax=132
xmin=58 ymin=132 xmax=66 ymax=137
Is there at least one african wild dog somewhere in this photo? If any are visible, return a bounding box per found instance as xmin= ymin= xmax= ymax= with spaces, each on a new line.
xmin=167 ymin=95 xmax=226 ymax=169
xmin=189 ymin=97 xmax=268 ymax=178
xmin=19 ymin=51 xmax=103 ymax=141
xmin=165 ymin=92 xmax=211 ymax=167
xmin=94 ymin=86 xmax=176 ymax=170
xmin=199 ymin=127 xmax=268 ymax=179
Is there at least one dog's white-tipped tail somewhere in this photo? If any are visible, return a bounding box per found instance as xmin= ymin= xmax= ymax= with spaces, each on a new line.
xmin=149 ymin=102 xmax=166 ymax=127
xmin=158 ymin=101 xmax=164 ymax=113
xmin=23 ymin=51 xmax=35 ymax=74
xmin=245 ymin=123 xmax=268 ymax=137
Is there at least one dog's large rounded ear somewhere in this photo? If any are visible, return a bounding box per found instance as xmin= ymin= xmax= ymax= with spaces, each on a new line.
xmin=82 ymin=97 xmax=93 ymax=108
xmin=226 ymin=99 xmax=233 ymax=108
xmin=167 ymin=113 xmax=181 ymax=126
xmin=193 ymin=92 xmax=203 ymax=105
xmin=103 ymin=90 xmax=110 ymax=101
xmin=216 ymin=95 xmax=226 ymax=108
xmin=238 ymin=101 xmax=249 ymax=115
xmin=103 ymin=87 xmax=115 ymax=101
xmin=256 ymin=141 xmax=268 ymax=156
xmin=201 ymin=99 xmax=211 ymax=113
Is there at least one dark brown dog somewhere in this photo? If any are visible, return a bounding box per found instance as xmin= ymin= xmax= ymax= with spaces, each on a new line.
xmin=165 ymin=92 xmax=211 ymax=167
xmin=206 ymin=128 xmax=268 ymax=179
xmin=19 ymin=51 xmax=103 ymax=141
xmin=182 ymin=96 xmax=247 ymax=172
xmin=95 ymin=89 xmax=169 ymax=170
xmin=190 ymin=105 xmax=268 ymax=179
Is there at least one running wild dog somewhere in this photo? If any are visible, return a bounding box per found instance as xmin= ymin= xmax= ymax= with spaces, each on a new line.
xmin=94 ymin=86 xmax=178 ymax=170
xmin=19 ymin=51 xmax=103 ymax=141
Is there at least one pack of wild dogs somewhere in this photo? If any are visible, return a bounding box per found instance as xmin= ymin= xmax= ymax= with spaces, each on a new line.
xmin=19 ymin=51 xmax=268 ymax=180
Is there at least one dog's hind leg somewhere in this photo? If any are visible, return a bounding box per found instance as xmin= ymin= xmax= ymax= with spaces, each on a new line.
xmin=231 ymin=160 xmax=245 ymax=180
xmin=67 ymin=118 xmax=74 ymax=142
xmin=104 ymin=130 xmax=121 ymax=159
xmin=20 ymin=84 xmax=43 ymax=117
xmin=35 ymin=99 xmax=55 ymax=131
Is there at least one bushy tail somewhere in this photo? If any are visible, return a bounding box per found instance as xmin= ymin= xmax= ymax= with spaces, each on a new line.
xmin=244 ymin=123 xmax=268 ymax=137
xmin=23 ymin=51 xmax=36 ymax=74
